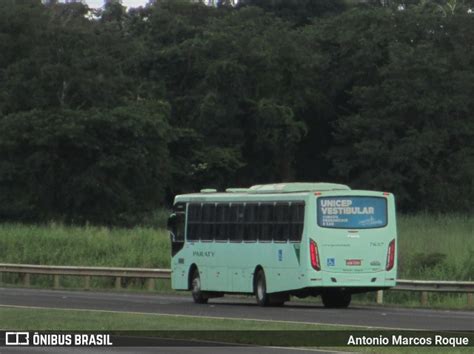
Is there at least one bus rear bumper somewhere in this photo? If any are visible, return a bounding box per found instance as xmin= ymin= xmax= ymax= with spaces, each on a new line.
xmin=308 ymin=272 xmax=396 ymax=288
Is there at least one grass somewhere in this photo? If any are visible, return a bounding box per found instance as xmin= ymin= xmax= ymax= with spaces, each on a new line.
xmin=1 ymin=306 xmax=472 ymax=353
xmin=0 ymin=213 xmax=472 ymax=308
xmin=0 ymin=222 xmax=170 ymax=268
xmin=0 ymin=222 xmax=170 ymax=290
xmin=0 ymin=306 xmax=346 ymax=331
xmin=397 ymin=214 xmax=473 ymax=281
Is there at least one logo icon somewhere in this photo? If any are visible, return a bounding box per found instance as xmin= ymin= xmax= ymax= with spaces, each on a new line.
xmin=370 ymin=260 xmax=381 ymax=266
xmin=5 ymin=332 xmax=29 ymax=346
xmin=327 ymin=258 xmax=335 ymax=266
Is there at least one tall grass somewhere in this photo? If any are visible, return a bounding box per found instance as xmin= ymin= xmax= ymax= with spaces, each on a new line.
xmin=397 ymin=214 xmax=473 ymax=281
xmin=0 ymin=221 xmax=171 ymax=290
xmin=0 ymin=222 xmax=170 ymax=268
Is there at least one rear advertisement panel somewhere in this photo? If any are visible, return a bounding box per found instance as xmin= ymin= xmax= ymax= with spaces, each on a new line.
xmin=317 ymin=196 xmax=387 ymax=229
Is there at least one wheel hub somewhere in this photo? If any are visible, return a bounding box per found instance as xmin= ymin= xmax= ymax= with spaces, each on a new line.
xmin=192 ymin=277 xmax=200 ymax=293
xmin=257 ymin=280 xmax=264 ymax=299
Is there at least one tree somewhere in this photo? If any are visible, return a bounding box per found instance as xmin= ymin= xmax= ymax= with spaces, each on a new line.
xmin=238 ymin=0 xmax=346 ymax=25
xmin=0 ymin=101 xmax=171 ymax=224
xmin=150 ymin=6 xmax=311 ymax=185
xmin=327 ymin=7 xmax=474 ymax=212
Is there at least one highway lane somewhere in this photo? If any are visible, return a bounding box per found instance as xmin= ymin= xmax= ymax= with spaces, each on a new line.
xmin=0 ymin=287 xmax=472 ymax=331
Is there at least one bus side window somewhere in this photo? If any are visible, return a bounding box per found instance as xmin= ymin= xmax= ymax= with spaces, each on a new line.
xmin=215 ymin=203 xmax=229 ymax=241
xmin=259 ymin=203 xmax=273 ymax=242
xmin=244 ymin=203 xmax=258 ymax=241
xmin=201 ymin=203 xmax=216 ymax=241
xmin=274 ymin=203 xmax=290 ymax=242
xmin=187 ymin=203 xmax=201 ymax=241
xmin=229 ymin=204 xmax=244 ymax=242
xmin=289 ymin=203 xmax=304 ymax=242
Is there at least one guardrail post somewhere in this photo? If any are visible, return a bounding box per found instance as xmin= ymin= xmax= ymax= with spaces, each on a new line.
xmin=23 ymin=273 xmax=30 ymax=287
xmin=146 ymin=278 xmax=155 ymax=291
xmin=468 ymin=293 xmax=473 ymax=307
xmin=84 ymin=276 xmax=91 ymax=290
xmin=421 ymin=291 xmax=428 ymax=306
xmin=376 ymin=290 xmax=384 ymax=304
xmin=53 ymin=275 xmax=60 ymax=289
xmin=115 ymin=277 xmax=121 ymax=290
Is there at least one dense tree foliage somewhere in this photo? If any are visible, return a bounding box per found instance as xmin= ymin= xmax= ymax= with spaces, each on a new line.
xmin=0 ymin=102 xmax=170 ymax=224
xmin=238 ymin=0 xmax=347 ymax=24
xmin=0 ymin=0 xmax=472 ymax=224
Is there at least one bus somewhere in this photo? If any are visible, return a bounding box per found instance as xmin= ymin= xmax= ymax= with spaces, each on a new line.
xmin=167 ymin=182 xmax=397 ymax=308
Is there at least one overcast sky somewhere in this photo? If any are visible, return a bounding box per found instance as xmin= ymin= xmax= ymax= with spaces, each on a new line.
xmin=85 ymin=0 xmax=149 ymax=8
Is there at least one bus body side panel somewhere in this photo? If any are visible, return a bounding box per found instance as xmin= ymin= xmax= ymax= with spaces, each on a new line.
xmin=247 ymin=242 xmax=305 ymax=294
xmin=171 ymin=246 xmax=188 ymax=290
xmin=235 ymin=242 xmax=302 ymax=293
xmin=171 ymin=224 xmax=308 ymax=294
xmin=200 ymin=241 xmax=228 ymax=292
xmin=184 ymin=241 xmax=216 ymax=292
xmin=207 ymin=242 xmax=305 ymax=294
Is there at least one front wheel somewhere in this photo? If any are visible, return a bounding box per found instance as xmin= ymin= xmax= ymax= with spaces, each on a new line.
xmin=255 ymin=269 xmax=270 ymax=306
xmin=191 ymin=269 xmax=208 ymax=304
xmin=322 ymin=290 xmax=351 ymax=308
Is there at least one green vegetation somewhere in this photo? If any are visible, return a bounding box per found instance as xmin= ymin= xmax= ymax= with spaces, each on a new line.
xmin=0 ymin=222 xmax=170 ymax=290
xmin=0 ymin=306 xmax=345 ymax=330
xmin=397 ymin=214 xmax=474 ymax=281
xmin=0 ymin=1 xmax=473 ymax=226
xmin=0 ymin=103 xmax=170 ymax=225
xmin=0 ymin=223 xmax=170 ymax=268
xmin=0 ymin=214 xmax=472 ymax=308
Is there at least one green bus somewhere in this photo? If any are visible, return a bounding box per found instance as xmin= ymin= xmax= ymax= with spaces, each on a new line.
xmin=167 ymin=182 xmax=397 ymax=308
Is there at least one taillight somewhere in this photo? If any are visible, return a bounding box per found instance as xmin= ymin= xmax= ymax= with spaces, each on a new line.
xmin=309 ymin=239 xmax=321 ymax=271
xmin=386 ymin=239 xmax=395 ymax=271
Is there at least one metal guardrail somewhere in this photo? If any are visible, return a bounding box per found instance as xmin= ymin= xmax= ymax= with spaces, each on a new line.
xmin=0 ymin=263 xmax=472 ymax=306
xmin=395 ymin=279 xmax=474 ymax=292
xmin=378 ymin=279 xmax=473 ymax=306
xmin=0 ymin=263 xmax=170 ymax=291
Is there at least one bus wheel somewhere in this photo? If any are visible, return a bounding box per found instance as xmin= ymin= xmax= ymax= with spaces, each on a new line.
xmin=191 ymin=269 xmax=208 ymax=304
xmin=269 ymin=293 xmax=289 ymax=306
xmin=255 ymin=269 xmax=270 ymax=306
xmin=321 ymin=290 xmax=351 ymax=308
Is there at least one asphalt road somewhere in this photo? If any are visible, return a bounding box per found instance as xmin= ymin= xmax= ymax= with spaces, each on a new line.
xmin=1 ymin=287 xmax=472 ymax=331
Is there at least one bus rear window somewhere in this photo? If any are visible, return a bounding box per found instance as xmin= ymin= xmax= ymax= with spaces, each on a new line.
xmin=317 ymin=196 xmax=387 ymax=229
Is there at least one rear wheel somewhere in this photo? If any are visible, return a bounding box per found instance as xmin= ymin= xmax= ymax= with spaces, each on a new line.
xmin=191 ymin=269 xmax=208 ymax=304
xmin=255 ymin=269 xmax=270 ymax=306
xmin=254 ymin=269 xmax=288 ymax=306
xmin=269 ymin=293 xmax=288 ymax=306
xmin=322 ymin=290 xmax=351 ymax=308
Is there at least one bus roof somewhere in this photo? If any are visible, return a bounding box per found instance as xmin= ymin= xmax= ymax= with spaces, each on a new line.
xmin=172 ymin=184 xmax=397 ymax=204
xmin=186 ymin=183 xmax=350 ymax=197
xmin=247 ymin=183 xmax=350 ymax=194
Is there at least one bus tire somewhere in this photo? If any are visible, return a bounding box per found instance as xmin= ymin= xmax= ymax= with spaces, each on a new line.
xmin=322 ymin=290 xmax=351 ymax=308
xmin=191 ymin=269 xmax=208 ymax=304
xmin=255 ymin=269 xmax=270 ymax=306
xmin=269 ymin=293 xmax=289 ymax=306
